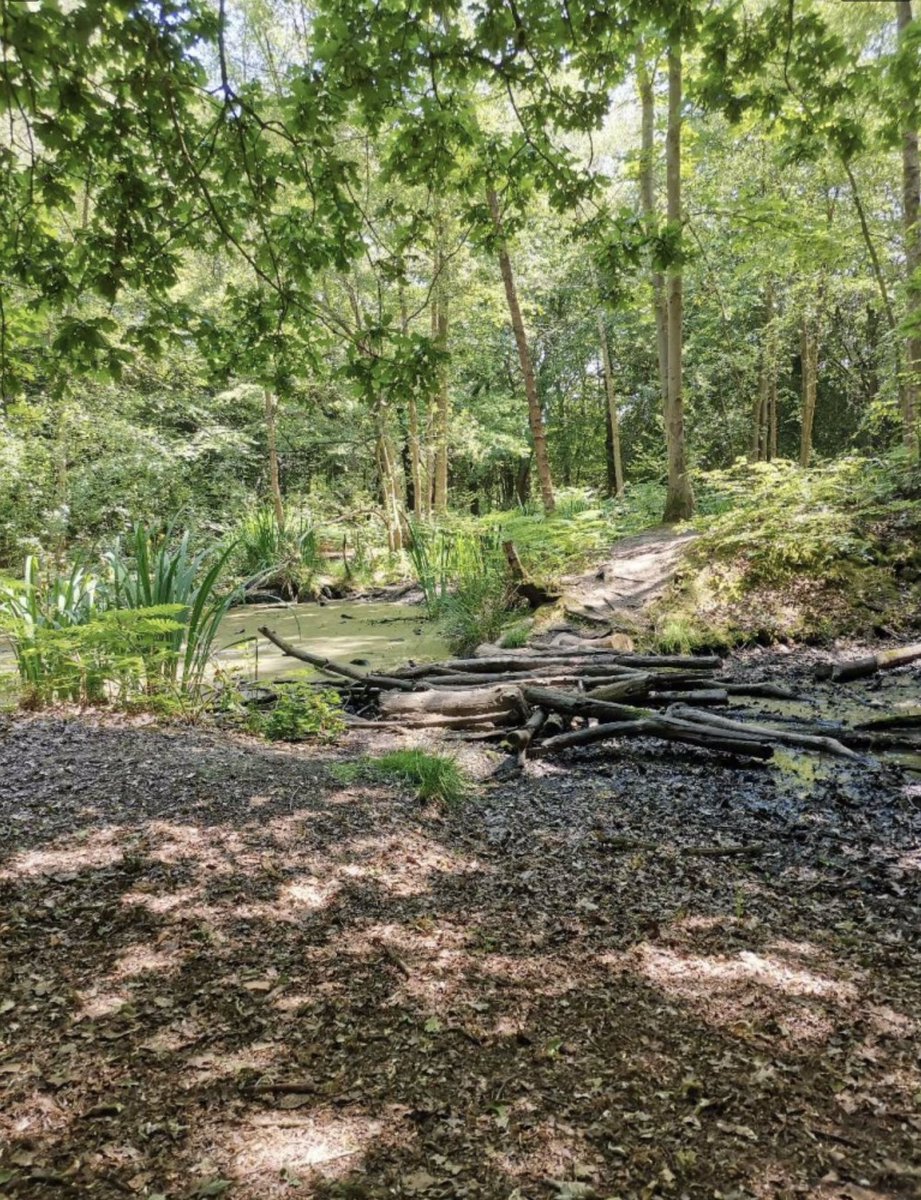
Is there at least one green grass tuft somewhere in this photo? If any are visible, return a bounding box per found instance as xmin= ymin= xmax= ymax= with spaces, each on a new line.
xmin=373 ymin=748 xmax=467 ymax=805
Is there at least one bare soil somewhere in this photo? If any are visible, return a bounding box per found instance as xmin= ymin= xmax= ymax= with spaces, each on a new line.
xmin=562 ymin=529 xmax=697 ymax=631
xmin=1 ymin=649 xmax=920 ymax=1200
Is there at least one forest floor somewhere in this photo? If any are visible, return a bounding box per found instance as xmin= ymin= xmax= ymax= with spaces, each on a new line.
xmin=1 ymin=646 xmax=920 ymax=1200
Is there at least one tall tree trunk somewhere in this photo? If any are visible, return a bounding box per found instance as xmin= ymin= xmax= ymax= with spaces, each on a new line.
xmin=432 ymin=244 xmax=450 ymax=513
xmin=487 ymin=186 xmax=555 ymax=514
xmin=598 ymin=313 xmax=625 ymax=497
xmin=898 ymin=0 xmax=920 ymax=453
xmin=263 ymin=388 xmax=285 ymax=531
xmin=376 ymin=412 xmax=406 ymax=553
xmin=751 ymin=280 xmax=775 ymax=462
xmin=842 ymin=159 xmax=905 ymax=388
xmin=399 ymin=284 xmax=424 ymax=521
xmin=637 ymin=57 xmax=669 ymax=408
xmin=799 ymin=309 xmax=819 ymax=467
xmin=662 ymin=44 xmax=694 ymax=522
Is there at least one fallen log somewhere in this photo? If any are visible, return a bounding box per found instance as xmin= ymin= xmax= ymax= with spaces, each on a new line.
xmin=718 ymin=681 xmax=804 ymax=700
xmin=379 ymin=684 xmax=526 ymax=724
xmin=532 ymin=718 xmax=773 ymax=760
xmin=506 ymin=708 xmax=547 ymax=762
xmin=816 ymin=642 xmax=921 ymax=682
xmin=472 ymin=645 xmax=723 ymax=670
xmin=646 ymin=689 xmax=729 ymax=707
xmin=522 ymin=684 xmax=650 ymax=723
xmin=854 ymin=709 xmax=921 ymax=731
xmin=667 ymin=704 xmax=859 ymax=759
xmin=257 ymin=627 xmax=419 ymax=692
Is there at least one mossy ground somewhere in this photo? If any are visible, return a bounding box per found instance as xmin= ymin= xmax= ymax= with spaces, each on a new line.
xmin=645 ymin=456 xmax=921 ymax=651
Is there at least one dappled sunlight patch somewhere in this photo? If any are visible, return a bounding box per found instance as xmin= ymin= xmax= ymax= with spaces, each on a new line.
xmin=109 ymin=941 xmax=189 ymax=980
xmin=612 ymin=943 xmax=863 ymax=1047
xmin=216 ymin=1107 xmax=392 ymax=1192
xmin=0 ymin=826 xmax=125 ymax=880
xmin=634 ymin=945 xmax=859 ymax=1003
xmin=2 ymin=1087 xmax=71 ymax=1138
xmin=73 ymin=987 xmax=131 ymax=1021
xmin=145 ymin=820 xmax=247 ymax=868
xmin=121 ymin=883 xmax=201 ymax=915
xmin=329 ymin=831 xmax=484 ymax=898
xmin=278 ymin=875 xmax=341 ymax=910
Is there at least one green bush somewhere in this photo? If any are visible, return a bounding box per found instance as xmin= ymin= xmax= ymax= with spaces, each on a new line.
xmin=247 ymin=681 xmax=345 ymax=742
xmin=6 ymin=604 xmax=187 ymax=706
xmin=236 ymin=506 xmax=321 ymax=599
xmin=104 ymin=521 xmax=237 ymax=688
xmin=441 ymin=565 xmax=520 ymax=655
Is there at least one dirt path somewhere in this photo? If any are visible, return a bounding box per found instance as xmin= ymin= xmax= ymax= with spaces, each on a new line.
xmin=1 ymin=655 xmax=920 ymax=1199
xmin=562 ymin=527 xmax=697 ymax=631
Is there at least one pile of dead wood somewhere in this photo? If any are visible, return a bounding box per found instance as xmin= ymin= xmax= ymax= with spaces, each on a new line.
xmin=257 ymin=627 xmax=921 ymax=767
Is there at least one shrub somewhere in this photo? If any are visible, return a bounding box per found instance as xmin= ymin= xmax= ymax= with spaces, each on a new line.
xmin=103 ymin=521 xmax=237 ymax=688
xmin=247 ymin=681 xmax=345 ymax=742
xmin=236 ymin=506 xmax=321 ymax=599
xmin=441 ymin=565 xmax=520 ymax=655
xmin=6 ymin=604 xmax=187 ymax=706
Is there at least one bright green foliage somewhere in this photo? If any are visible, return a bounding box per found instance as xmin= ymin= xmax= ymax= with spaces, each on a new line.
xmin=372 ymin=749 xmax=467 ymax=806
xmin=3 ymin=602 xmax=187 ymax=707
xmin=650 ymin=455 xmax=921 ymax=647
xmin=247 ymin=683 xmax=345 ymax=743
xmin=235 ymin=507 xmax=322 ymax=600
xmin=441 ymin=567 xmax=521 ymax=656
xmin=499 ymin=621 xmax=532 ymax=649
xmin=104 ymin=523 xmax=237 ymax=687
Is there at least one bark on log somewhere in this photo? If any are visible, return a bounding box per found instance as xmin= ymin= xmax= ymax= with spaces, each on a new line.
xmin=506 ymin=708 xmax=547 ymax=763
xmin=379 ymin=684 xmax=526 ymax=722
xmin=257 ymin=626 xmax=419 ymax=691
xmin=532 ymin=719 xmax=773 ymax=760
xmin=854 ymin=709 xmax=921 ymax=731
xmin=667 ymin=704 xmax=859 ymax=759
xmin=647 ymin=689 xmax=728 ymax=707
xmin=817 ymin=642 xmax=921 ymax=682
xmin=522 ymin=685 xmax=650 ymax=723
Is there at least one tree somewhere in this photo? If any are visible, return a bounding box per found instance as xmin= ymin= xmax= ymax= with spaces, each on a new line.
xmin=897 ymin=1 xmax=920 ymax=452
xmin=487 ymin=187 xmax=556 ymax=514
xmin=663 ymin=39 xmax=694 ymax=521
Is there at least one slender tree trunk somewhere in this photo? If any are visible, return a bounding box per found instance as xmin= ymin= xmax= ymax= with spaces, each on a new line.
xmin=399 ymin=285 xmax=424 ymax=521
xmin=898 ymin=0 xmax=920 ymax=453
xmin=663 ymin=44 xmax=694 ymax=522
xmin=487 ymin=186 xmax=555 ymax=513
xmin=751 ymin=280 xmax=775 ymax=462
xmin=263 ymin=388 xmax=285 ymax=531
xmin=800 ymin=310 xmax=819 ymax=467
xmin=432 ymin=246 xmax=450 ymax=513
xmin=376 ymin=412 xmax=405 ymax=553
xmin=598 ymin=313 xmax=624 ymax=496
xmin=637 ymin=57 xmax=669 ymax=408
xmin=769 ymin=365 xmax=779 ymax=461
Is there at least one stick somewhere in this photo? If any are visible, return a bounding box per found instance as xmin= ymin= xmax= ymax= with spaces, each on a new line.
xmin=257 ymin=626 xmax=419 ymax=691
xmin=817 ymin=642 xmax=921 ymax=682
xmin=667 ymin=704 xmax=860 ymax=759
xmin=532 ymin=718 xmax=773 ymax=760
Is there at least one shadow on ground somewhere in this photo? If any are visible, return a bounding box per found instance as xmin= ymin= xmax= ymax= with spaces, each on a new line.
xmin=0 ymin=711 xmax=919 ymax=1199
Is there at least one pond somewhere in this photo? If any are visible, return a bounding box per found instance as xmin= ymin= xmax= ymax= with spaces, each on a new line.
xmin=214 ymin=599 xmax=451 ymax=683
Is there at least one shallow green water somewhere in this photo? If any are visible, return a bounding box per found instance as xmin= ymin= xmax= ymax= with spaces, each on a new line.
xmin=214 ymin=600 xmax=450 ymax=683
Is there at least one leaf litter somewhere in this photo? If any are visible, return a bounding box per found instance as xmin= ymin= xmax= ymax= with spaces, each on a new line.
xmin=0 ymin=648 xmax=919 ymax=1199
